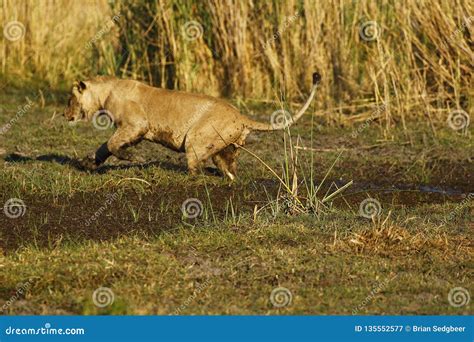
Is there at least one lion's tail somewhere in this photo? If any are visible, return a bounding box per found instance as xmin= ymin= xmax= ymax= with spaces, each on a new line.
xmin=245 ymin=72 xmax=321 ymax=131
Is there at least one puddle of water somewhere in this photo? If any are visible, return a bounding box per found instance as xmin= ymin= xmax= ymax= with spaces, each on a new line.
xmin=343 ymin=181 xmax=470 ymax=197
xmin=327 ymin=180 xmax=471 ymax=208
xmin=255 ymin=179 xmax=470 ymax=208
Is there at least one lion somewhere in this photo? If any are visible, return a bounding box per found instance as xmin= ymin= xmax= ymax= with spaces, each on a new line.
xmin=64 ymin=72 xmax=321 ymax=180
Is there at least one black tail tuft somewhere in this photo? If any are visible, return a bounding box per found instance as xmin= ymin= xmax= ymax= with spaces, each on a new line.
xmin=312 ymin=72 xmax=322 ymax=85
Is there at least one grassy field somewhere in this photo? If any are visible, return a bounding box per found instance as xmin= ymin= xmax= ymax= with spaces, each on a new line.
xmin=0 ymin=82 xmax=472 ymax=315
xmin=0 ymin=0 xmax=472 ymax=318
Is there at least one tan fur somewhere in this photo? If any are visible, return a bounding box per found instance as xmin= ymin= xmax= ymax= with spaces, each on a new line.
xmin=63 ymin=73 xmax=320 ymax=179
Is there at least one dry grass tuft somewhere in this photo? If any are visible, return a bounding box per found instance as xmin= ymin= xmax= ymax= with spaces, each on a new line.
xmin=348 ymin=224 xmax=421 ymax=254
xmin=333 ymin=212 xmax=471 ymax=257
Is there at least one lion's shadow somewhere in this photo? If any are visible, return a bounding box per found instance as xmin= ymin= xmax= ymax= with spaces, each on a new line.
xmin=3 ymin=152 xmax=220 ymax=175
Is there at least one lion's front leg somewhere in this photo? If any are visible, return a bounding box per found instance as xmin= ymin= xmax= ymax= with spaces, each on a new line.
xmin=79 ymin=101 xmax=148 ymax=170
xmin=106 ymin=126 xmax=146 ymax=163
xmin=79 ymin=127 xmax=144 ymax=171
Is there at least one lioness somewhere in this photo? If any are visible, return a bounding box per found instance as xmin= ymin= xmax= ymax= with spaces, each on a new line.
xmin=64 ymin=72 xmax=321 ymax=180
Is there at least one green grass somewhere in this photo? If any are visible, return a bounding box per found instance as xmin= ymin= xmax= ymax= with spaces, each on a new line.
xmin=1 ymin=213 xmax=472 ymax=315
xmin=0 ymin=83 xmax=472 ymax=315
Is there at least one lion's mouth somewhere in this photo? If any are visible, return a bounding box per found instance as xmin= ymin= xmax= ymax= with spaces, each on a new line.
xmin=65 ymin=110 xmax=86 ymax=122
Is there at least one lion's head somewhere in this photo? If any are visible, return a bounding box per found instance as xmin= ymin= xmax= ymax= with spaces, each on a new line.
xmin=64 ymin=81 xmax=100 ymax=122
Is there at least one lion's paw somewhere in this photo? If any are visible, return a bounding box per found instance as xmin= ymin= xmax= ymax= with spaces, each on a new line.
xmin=77 ymin=155 xmax=98 ymax=172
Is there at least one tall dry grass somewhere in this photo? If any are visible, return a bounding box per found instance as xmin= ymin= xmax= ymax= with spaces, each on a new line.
xmin=0 ymin=0 xmax=114 ymax=85
xmin=1 ymin=0 xmax=473 ymax=129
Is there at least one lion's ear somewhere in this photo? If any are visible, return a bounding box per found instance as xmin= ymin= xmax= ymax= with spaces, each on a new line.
xmin=73 ymin=80 xmax=87 ymax=94
xmin=78 ymin=81 xmax=87 ymax=93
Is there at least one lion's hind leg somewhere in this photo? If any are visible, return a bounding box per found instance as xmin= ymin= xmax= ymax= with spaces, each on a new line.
xmin=184 ymin=139 xmax=218 ymax=175
xmin=185 ymin=119 xmax=248 ymax=178
xmin=212 ymin=145 xmax=239 ymax=180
